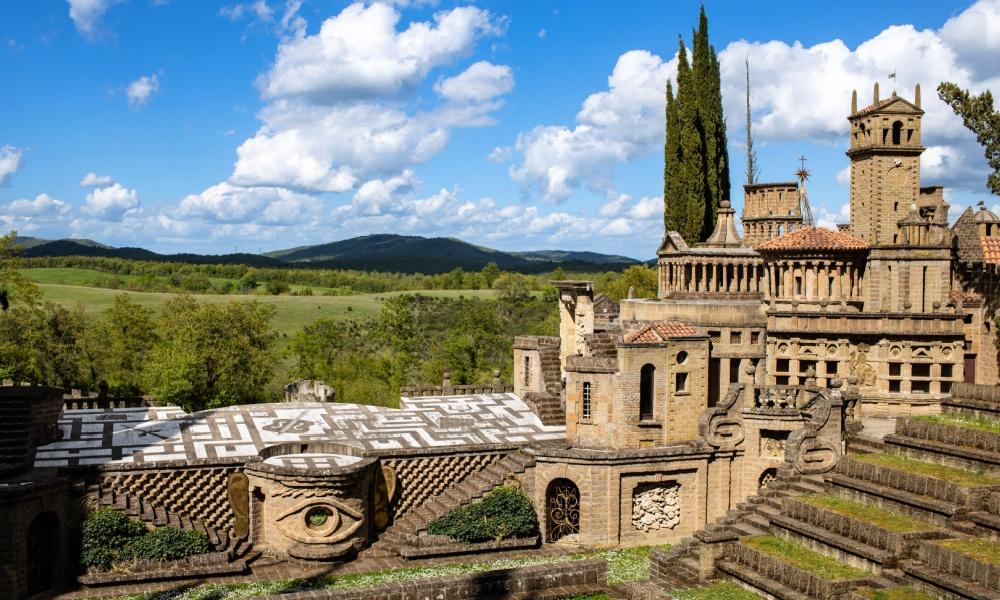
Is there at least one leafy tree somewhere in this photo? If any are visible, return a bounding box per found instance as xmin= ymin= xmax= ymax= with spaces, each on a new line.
xmin=493 ymin=272 xmax=531 ymax=301
xmin=480 ymin=262 xmax=501 ymax=288
xmin=0 ymin=231 xmax=40 ymax=311
xmin=264 ymin=273 xmax=290 ymax=295
xmin=938 ymin=82 xmax=1000 ymax=196
xmin=143 ymin=296 xmax=276 ymax=412
xmin=604 ymin=265 xmax=658 ymax=300
xmin=95 ymin=294 xmax=157 ymax=396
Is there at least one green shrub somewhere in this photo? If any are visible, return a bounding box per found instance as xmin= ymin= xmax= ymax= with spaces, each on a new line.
xmin=80 ymin=509 xmax=212 ymax=569
xmin=80 ymin=509 xmax=147 ymax=569
xmin=427 ymin=486 xmax=538 ymax=543
xmin=122 ymin=526 xmax=212 ymax=562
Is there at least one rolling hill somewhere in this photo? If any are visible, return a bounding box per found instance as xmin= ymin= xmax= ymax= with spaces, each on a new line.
xmin=14 ymin=233 xmax=643 ymax=273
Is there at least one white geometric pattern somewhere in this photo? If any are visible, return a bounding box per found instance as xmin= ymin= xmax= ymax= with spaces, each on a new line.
xmin=34 ymin=393 xmax=565 ymax=468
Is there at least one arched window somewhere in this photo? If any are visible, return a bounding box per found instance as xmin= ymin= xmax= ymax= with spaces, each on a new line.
xmin=546 ymin=478 xmax=580 ymax=542
xmin=640 ymin=364 xmax=655 ymax=420
xmin=892 ymin=121 xmax=903 ymax=145
xmin=582 ymin=382 xmax=592 ymax=419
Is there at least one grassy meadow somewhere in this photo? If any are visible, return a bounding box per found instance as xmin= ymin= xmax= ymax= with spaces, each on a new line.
xmin=25 ymin=267 xmax=507 ymax=338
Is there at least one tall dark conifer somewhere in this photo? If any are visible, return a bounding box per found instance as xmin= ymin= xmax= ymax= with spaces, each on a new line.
xmin=663 ymin=81 xmax=685 ymax=235
xmin=661 ymin=6 xmax=731 ymax=244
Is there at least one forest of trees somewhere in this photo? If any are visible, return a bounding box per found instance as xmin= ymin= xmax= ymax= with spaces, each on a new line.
xmin=1 ymin=233 xmax=660 ymax=410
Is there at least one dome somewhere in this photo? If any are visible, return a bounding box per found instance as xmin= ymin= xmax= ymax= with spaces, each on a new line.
xmin=973 ymin=200 xmax=1000 ymax=224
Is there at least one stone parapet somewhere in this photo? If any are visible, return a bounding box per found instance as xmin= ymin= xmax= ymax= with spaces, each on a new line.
xmin=917 ymin=541 xmax=1000 ymax=591
xmin=894 ymin=417 xmax=1000 ymax=455
xmin=513 ymin=335 xmax=560 ymax=350
xmin=564 ymin=355 xmax=618 ymax=373
xmin=835 ymin=457 xmax=1000 ymax=509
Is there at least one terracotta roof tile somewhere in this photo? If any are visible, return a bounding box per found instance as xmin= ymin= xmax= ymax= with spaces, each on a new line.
xmin=756 ymin=227 xmax=870 ymax=252
xmin=983 ymin=236 xmax=1000 ymax=266
xmin=950 ymin=289 xmax=982 ymax=305
xmin=623 ymin=321 xmax=700 ymax=344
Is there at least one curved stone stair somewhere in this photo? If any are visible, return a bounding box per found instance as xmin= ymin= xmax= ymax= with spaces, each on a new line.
xmin=99 ymin=488 xmax=250 ymax=557
xmin=359 ymin=450 xmax=536 ymax=559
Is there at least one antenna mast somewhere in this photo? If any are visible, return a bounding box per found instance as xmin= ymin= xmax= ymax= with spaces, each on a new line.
xmin=796 ymin=156 xmax=814 ymax=228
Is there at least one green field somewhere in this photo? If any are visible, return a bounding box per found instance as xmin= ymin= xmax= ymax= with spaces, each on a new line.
xmin=34 ymin=282 xmax=504 ymax=337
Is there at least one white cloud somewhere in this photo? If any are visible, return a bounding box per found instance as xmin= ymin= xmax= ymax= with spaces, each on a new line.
xmin=220 ymin=1 xmax=272 ymax=23
xmin=352 ymin=170 xmax=418 ymax=215
xmin=434 ymin=61 xmax=513 ymax=103
xmin=80 ymin=171 xmax=114 ymax=186
xmin=0 ymin=145 xmax=23 ymax=185
xmin=256 ymin=2 xmax=502 ymax=102
xmin=488 ymin=145 xmax=512 ymax=163
xmin=177 ymin=181 xmax=321 ymax=225
xmin=84 ymin=183 xmax=139 ymax=220
xmin=538 ymin=29 xmax=547 ymax=40
xmin=229 ymin=1 xmax=511 ymax=193
xmin=220 ymin=0 xmax=305 ymax=38
xmin=127 ymin=73 xmax=160 ymax=109
xmin=835 ymin=166 xmax=850 ymax=186
xmin=67 ymin=0 xmax=120 ymax=39
xmin=508 ymin=0 xmax=1000 ymax=201
xmin=628 ymin=196 xmax=661 ymax=220
xmin=4 ymin=194 xmax=70 ymax=217
xmin=509 ymin=49 xmax=675 ymax=202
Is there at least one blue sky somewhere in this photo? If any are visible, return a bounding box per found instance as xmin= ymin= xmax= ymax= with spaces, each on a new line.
xmin=1 ymin=0 xmax=998 ymax=259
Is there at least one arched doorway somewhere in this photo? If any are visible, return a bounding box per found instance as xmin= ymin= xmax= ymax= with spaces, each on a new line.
xmin=26 ymin=512 xmax=59 ymax=595
xmin=545 ymin=478 xmax=580 ymax=542
xmin=758 ymin=468 xmax=778 ymax=489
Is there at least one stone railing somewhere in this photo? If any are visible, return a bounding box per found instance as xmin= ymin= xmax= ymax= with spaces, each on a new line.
xmin=63 ymin=396 xmax=150 ymax=410
xmin=917 ymin=541 xmax=1000 ymax=590
xmin=260 ymin=558 xmax=607 ymax=600
xmin=894 ymin=417 xmax=1000 ymax=454
xmin=400 ymin=370 xmax=512 ymax=397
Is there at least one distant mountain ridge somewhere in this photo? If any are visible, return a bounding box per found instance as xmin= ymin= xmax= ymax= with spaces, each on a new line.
xmin=13 ymin=233 xmax=642 ymax=274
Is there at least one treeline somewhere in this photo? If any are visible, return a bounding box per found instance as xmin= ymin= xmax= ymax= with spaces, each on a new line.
xmin=22 ymin=255 xmax=620 ymax=296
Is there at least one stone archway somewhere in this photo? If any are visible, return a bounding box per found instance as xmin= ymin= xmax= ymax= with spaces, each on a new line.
xmin=26 ymin=511 xmax=59 ymax=595
xmin=545 ymin=478 xmax=580 ymax=542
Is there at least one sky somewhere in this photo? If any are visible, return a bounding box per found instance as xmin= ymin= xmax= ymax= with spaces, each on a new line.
xmin=1 ymin=0 xmax=999 ymax=259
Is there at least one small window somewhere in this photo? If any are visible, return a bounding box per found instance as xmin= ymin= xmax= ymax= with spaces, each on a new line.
xmin=889 ymin=380 xmax=901 ymax=393
xmin=675 ymin=372 xmax=689 ymax=393
xmin=730 ymin=331 xmax=743 ymax=344
xmin=582 ymin=382 xmax=592 ymax=419
xmin=892 ymin=121 xmax=903 ymax=145
xmin=776 ymin=376 xmax=789 ymax=386
xmin=941 ymin=364 xmax=953 ymax=379
xmin=825 ymin=361 xmax=838 ymax=376
xmin=776 ymin=359 xmax=790 ymax=373
xmin=640 ymin=364 xmax=655 ymax=421
xmin=889 ymin=363 xmax=902 ymax=376
xmin=911 ymin=380 xmax=930 ymax=394
xmin=676 ymin=350 xmax=689 ymax=365
xmin=911 ymin=364 xmax=931 ymax=378
xmin=523 ymin=356 xmax=531 ymax=386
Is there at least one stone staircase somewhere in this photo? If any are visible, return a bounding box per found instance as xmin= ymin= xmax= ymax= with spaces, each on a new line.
xmin=98 ymin=487 xmax=251 ymax=558
xmin=523 ymin=391 xmax=564 ymax=426
xmin=360 ymin=450 xmax=536 ymax=559
xmin=637 ymin=403 xmax=1000 ymax=599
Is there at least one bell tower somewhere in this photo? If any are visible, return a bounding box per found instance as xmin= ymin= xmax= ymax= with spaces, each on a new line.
xmin=847 ymin=83 xmax=925 ymax=246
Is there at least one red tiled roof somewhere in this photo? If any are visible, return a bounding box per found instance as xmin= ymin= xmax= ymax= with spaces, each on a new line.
xmin=983 ymin=236 xmax=1000 ymax=266
xmin=950 ymin=289 xmax=982 ymax=305
xmin=623 ymin=321 xmax=700 ymax=344
xmin=756 ymin=227 xmax=870 ymax=252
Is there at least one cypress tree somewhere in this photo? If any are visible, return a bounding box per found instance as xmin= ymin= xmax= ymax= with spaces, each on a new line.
xmin=663 ymin=81 xmax=685 ymax=235
xmin=676 ymin=38 xmax=705 ymax=244
xmin=661 ymin=6 xmax=730 ymax=244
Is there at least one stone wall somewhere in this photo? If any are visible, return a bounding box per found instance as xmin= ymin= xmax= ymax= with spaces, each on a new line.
xmin=781 ymin=498 xmax=935 ymax=556
xmin=917 ymin=542 xmax=1000 ymax=590
xmin=723 ymin=541 xmax=874 ymax=599
xmin=259 ymin=558 xmax=606 ymax=600
xmin=836 ymin=457 xmax=1000 ymax=509
xmin=894 ymin=417 xmax=1000 ymax=454
xmin=0 ymin=478 xmax=75 ymax=600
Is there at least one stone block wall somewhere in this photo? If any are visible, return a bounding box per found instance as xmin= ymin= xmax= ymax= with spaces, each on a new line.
xmin=836 ymin=457 xmax=1000 ymax=508
xmin=0 ymin=479 xmax=75 ymax=600
xmin=918 ymin=542 xmax=1000 ymax=590
xmin=894 ymin=417 xmax=1000 ymax=454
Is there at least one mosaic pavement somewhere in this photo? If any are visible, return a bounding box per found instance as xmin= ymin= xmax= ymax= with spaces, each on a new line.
xmin=33 ymin=393 xmax=566 ymax=468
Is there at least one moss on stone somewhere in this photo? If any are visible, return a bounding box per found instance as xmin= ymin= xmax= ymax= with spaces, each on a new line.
xmin=855 ymin=586 xmax=937 ymax=600
xmin=914 ymin=413 xmax=1000 ymax=434
xmin=741 ymin=535 xmax=869 ymax=580
xmin=797 ymin=493 xmax=935 ymax=532
xmin=937 ymin=537 xmax=1000 ymax=565
xmin=853 ymin=452 xmax=1000 ymax=486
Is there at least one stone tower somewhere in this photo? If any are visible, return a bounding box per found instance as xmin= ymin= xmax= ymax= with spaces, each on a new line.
xmin=847 ymin=85 xmax=924 ymax=246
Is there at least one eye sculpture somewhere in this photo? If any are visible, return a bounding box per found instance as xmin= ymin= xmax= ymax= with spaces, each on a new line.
xmin=274 ymin=497 xmax=364 ymax=558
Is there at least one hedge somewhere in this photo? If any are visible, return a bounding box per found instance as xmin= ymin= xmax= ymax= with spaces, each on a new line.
xmin=80 ymin=508 xmax=212 ymax=569
xmin=427 ymin=486 xmax=538 ymax=543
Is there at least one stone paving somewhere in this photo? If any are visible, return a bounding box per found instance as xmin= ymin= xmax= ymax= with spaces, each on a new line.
xmin=34 ymin=393 xmax=566 ymax=468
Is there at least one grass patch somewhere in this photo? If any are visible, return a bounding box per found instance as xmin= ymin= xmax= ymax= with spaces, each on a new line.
xmin=855 ymin=586 xmax=937 ymax=600
xmin=798 ymin=494 xmax=935 ymax=533
xmin=915 ymin=413 xmax=1000 ymax=434
xmin=742 ymin=535 xmax=869 ymax=580
xmin=673 ymin=582 xmax=760 ymax=599
xmin=97 ymin=545 xmax=668 ymax=599
xmin=936 ymin=537 xmax=1000 ymax=565
xmin=853 ymin=452 xmax=1000 ymax=487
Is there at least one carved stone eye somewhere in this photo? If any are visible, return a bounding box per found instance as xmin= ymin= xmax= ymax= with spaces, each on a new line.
xmin=274 ymin=499 xmax=363 ymax=545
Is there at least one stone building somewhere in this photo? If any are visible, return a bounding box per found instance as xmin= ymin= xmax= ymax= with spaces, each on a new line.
xmin=623 ymin=85 xmax=1000 ymax=417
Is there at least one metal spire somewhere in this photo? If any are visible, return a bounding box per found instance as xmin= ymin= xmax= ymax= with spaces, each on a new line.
xmin=796 ymin=157 xmax=814 ymax=228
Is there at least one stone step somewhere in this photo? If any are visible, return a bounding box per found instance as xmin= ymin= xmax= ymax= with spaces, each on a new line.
xmin=900 ymin=560 xmax=999 ymax=600
xmin=769 ymin=513 xmax=895 ymax=567
xmin=827 ymin=473 xmax=962 ymax=520
xmin=716 ymin=560 xmax=814 ymax=600
xmin=884 ymin=434 xmax=1000 ymax=475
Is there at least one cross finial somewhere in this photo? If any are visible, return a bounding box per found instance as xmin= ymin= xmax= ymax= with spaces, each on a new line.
xmin=798 ymin=155 xmax=807 ymax=171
